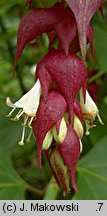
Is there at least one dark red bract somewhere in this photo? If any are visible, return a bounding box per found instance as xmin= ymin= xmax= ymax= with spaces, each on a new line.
xmin=14 ymin=2 xmax=96 ymax=71
xmin=33 ymin=90 xmax=67 ymax=169
xmin=36 ymin=49 xmax=87 ymax=123
xmin=14 ymin=3 xmax=72 ymax=68
xmin=65 ymin=0 xmax=103 ymax=60
xmin=58 ymin=126 xmax=80 ymax=192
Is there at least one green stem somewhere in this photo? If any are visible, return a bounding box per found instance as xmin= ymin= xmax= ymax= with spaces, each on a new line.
xmin=27 ymin=184 xmax=45 ymax=197
xmin=0 ymin=19 xmax=27 ymax=94
xmin=44 ymin=177 xmax=60 ymax=200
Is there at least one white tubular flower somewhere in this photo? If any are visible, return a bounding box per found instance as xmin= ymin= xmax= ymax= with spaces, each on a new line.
xmin=53 ymin=117 xmax=67 ymax=144
xmin=80 ymin=89 xmax=103 ymax=135
xmin=6 ymin=79 xmax=42 ymax=145
xmin=42 ymin=129 xmax=53 ymax=150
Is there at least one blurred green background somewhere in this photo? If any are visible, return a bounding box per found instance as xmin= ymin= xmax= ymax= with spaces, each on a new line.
xmin=0 ymin=0 xmax=107 ymax=200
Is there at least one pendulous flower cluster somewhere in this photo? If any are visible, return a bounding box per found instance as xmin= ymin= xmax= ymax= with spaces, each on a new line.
xmin=6 ymin=0 xmax=104 ymax=194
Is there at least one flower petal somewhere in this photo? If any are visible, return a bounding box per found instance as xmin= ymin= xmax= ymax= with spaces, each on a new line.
xmin=6 ymin=97 xmax=16 ymax=108
xmin=7 ymin=79 xmax=41 ymax=116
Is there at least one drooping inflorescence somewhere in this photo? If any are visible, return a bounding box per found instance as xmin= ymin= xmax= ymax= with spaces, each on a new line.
xmin=6 ymin=0 xmax=103 ymax=194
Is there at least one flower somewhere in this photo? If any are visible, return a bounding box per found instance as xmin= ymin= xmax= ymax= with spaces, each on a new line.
xmin=6 ymin=79 xmax=42 ymax=145
xmin=80 ymin=89 xmax=103 ymax=135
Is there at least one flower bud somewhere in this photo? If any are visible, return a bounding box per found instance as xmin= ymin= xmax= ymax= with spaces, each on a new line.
xmin=73 ymin=114 xmax=84 ymax=140
xmin=53 ymin=117 xmax=67 ymax=143
xmin=42 ymin=129 xmax=53 ymax=150
xmin=50 ymin=148 xmax=70 ymax=195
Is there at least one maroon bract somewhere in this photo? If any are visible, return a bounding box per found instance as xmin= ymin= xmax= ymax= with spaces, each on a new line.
xmin=45 ymin=149 xmax=61 ymax=188
xmin=74 ymin=100 xmax=83 ymax=124
xmin=58 ymin=126 xmax=80 ymax=192
xmin=65 ymin=0 xmax=103 ymax=60
xmin=32 ymin=90 xmax=67 ymax=169
xmin=87 ymin=25 xmax=95 ymax=61
xmin=14 ymin=3 xmax=72 ymax=68
xmin=14 ymin=2 xmax=95 ymax=71
xmin=37 ymin=49 xmax=87 ymax=123
xmin=55 ymin=18 xmax=77 ymax=55
xmin=87 ymin=70 xmax=102 ymax=103
xmin=50 ymin=148 xmax=70 ymax=194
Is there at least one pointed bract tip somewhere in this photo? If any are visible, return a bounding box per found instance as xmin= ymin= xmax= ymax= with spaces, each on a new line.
xmin=71 ymin=173 xmax=78 ymax=192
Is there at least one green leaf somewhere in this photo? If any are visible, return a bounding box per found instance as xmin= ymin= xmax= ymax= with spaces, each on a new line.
xmin=89 ymin=104 xmax=107 ymax=145
xmin=0 ymin=116 xmax=22 ymax=150
xmin=73 ymin=135 xmax=107 ymax=200
xmin=0 ymin=148 xmax=27 ymax=199
xmin=44 ymin=177 xmax=60 ymax=200
xmin=89 ymin=23 xmax=107 ymax=82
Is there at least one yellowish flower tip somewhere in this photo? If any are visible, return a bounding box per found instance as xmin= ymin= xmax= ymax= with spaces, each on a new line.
xmin=42 ymin=129 xmax=53 ymax=150
xmin=80 ymin=140 xmax=83 ymax=153
xmin=53 ymin=117 xmax=67 ymax=144
xmin=73 ymin=115 xmax=84 ymax=140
